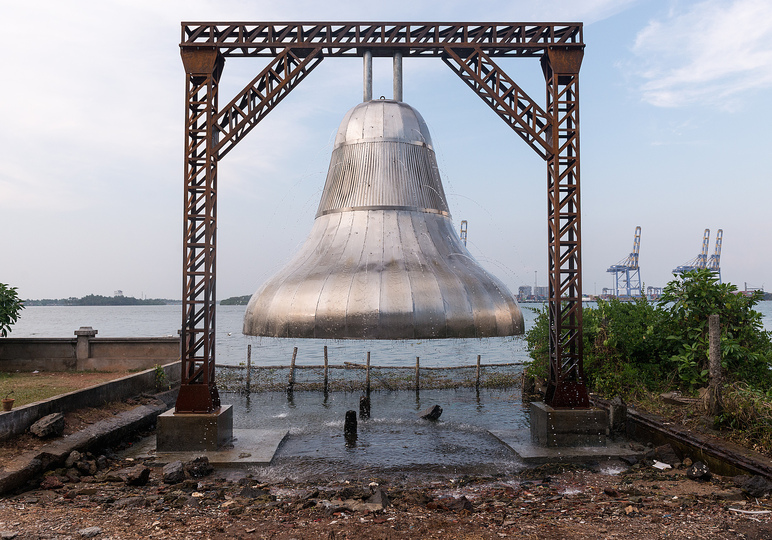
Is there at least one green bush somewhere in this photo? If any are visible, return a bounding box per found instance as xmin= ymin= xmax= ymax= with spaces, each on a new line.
xmin=660 ymin=269 xmax=772 ymax=388
xmin=0 ymin=283 xmax=24 ymax=337
xmin=525 ymin=270 xmax=772 ymax=399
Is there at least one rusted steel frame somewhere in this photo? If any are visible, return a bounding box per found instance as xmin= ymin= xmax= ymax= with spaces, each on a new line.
xmin=214 ymin=47 xmax=324 ymax=159
xmin=542 ymin=46 xmax=588 ymax=409
xmin=177 ymin=47 xmax=224 ymax=413
xmin=181 ymin=22 xmax=583 ymax=57
xmin=442 ymin=47 xmax=550 ymax=159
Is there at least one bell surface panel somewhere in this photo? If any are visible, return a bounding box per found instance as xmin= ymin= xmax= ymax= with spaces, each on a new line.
xmin=244 ymin=99 xmax=523 ymax=340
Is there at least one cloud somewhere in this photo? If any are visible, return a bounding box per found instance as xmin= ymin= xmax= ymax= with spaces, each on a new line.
xmin=631 ymin=0 xmax=772 ymax=107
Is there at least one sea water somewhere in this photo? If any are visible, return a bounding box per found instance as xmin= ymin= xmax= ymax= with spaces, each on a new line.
xmin=10 ymin=301 xmax=772 ymax=367
xmin=9 ymin=304 xmax=547 ymax=367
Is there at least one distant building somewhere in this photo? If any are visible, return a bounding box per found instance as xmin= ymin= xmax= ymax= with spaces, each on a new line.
xmin=534 ymin=286 xmax=548 ymax=300
xmin=114 ymin=290 xmax=124 ymax=297
xmin=518 ymin=286 xmax=532 ymax=301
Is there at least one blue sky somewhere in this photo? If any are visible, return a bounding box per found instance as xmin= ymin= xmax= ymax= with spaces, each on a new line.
xmin=2 ymin=0 xmax=771 ymax=300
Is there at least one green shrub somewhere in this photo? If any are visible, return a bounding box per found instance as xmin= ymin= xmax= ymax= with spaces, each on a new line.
xmin=524 ymin=270 xmax=772 ymax=399
xmin=0 ymin=284 xmax=24 ymax=337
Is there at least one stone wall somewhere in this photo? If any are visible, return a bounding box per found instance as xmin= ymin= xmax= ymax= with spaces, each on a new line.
xmin=0 ymin=327 xmax=180 ymax=372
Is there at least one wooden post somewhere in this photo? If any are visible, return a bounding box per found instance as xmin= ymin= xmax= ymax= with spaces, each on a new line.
xmin=288 ymin=346 xmax=298 ymax=394
xmin=246 ymin=344 xmax=252 ymax=393
xmin=323 ymin=345 xmax=329 ymax=394
xmin=707 ymin=314 xmax=723 ymax=415
xmin=415 ymin=356 xmax=420 ymax=392
xmin=366 ymin=351 xmax=371 ymax=395
xmin=476 ymin=355 xmax=481 ymax=388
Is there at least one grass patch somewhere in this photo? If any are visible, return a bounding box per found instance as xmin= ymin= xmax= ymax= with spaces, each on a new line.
xmin=0 ymin=371 xmax=132 ymax=407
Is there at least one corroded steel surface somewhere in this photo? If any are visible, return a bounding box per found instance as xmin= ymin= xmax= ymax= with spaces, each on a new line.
xmin=244 ymin=100 xmax=523 ymax=339
xmin=181 ymin=22 xmax=583 ymax=57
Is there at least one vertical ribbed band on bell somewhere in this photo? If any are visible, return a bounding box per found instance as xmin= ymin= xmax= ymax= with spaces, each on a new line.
xmin=316 ymin=140 xmax=449 ymax=216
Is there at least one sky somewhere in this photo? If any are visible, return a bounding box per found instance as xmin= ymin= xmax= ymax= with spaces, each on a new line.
xmin=2 ymin=0 xmax=771 ymax=301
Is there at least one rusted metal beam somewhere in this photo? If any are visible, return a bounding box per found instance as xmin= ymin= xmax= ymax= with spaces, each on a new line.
xmin=181 ymin=22 xmax=583 ymax=57
xmin=214 ymin=47 xmax=324 ymax=159
xmin=178 ymin=46 xmax=224 ymax=414
xmin=177 ymin=22 xmax=589 ymax=415
xmin=442 ymin=46 xmax=551 ymax=159
xmin=542 ymin=46 xmax=588 ymax=408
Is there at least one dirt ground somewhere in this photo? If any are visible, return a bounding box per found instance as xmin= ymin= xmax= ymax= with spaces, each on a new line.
xmin=1 ymin=456 xmax=771 ymax=539
xmin=2 ymin=386 xmax=772 ymax=538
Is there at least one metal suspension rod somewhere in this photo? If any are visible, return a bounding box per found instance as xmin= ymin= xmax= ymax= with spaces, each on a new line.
xmin=363 ymin=50 xmax=372 ymax=102
xmin=393 ymin=51 xmax=403 ymax=101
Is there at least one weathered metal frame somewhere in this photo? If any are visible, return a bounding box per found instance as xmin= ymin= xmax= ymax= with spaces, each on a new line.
xmin=177 ymin=22 xmax=587 ymax=413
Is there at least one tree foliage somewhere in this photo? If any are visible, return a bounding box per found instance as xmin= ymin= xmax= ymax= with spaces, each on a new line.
xmin=525 ymin=270 xmax=772 ymax=398
xmin=0 ymin=284 xmax=24 ymax=337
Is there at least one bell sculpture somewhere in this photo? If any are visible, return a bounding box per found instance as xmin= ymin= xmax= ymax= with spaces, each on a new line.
xmin=244 ymin=56 xmax=523 ymax=339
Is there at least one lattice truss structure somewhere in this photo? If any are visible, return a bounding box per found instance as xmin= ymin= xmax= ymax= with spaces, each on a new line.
xmin=178 ymin=22 xmax=588 ymax=412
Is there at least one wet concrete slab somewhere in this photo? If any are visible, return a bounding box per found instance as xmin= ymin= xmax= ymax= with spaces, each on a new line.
xmin=490 ymin=429 xmax=646 ymax=464
xmin=125 ymin=429 xmax=288 ymax=467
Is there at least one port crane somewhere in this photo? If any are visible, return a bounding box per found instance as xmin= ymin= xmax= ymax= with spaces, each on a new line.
xmin=707 ymin=229 xmax=723 ymax=283
xmin=606 ymin=226 xmax=642 ymax=297
xmin=673 ymin=229 xmax=722 ymax=282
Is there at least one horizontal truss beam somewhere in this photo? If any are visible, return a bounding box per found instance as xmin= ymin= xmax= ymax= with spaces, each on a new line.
xmin=182 ymin=22 xmax=583 ymax=57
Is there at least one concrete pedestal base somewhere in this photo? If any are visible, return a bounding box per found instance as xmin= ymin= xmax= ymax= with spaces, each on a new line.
xmin=530 ymin=401 xmax=608 ymax=447
xmin=156 ymin=405 xmax=233 ymax=452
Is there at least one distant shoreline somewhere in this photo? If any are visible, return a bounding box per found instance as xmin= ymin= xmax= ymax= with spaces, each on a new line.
xmin=22 ymin=295 xmax=180 ymax=307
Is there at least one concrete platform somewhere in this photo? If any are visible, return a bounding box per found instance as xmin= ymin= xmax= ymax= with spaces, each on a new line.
xmin=530 ymin=402 xmax=608 ymax=447
xmin=156 ymin=405 xmax=234 ymax=452
xmin=125 ymin=429 xmax=288 ymax=467
xmin=490 ymin=429 xmax=646 ymax=465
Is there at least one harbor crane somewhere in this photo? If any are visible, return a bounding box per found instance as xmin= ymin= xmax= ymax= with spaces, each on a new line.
xmin=707 ymin=229 xmax=723 ymax=283
xmin=606 ymin=226 xmax=642 ymax=297
xmin=673 ymin=229 xmax=722 ymax=282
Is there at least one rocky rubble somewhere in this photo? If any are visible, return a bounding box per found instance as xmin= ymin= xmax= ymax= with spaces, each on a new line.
xmin=0 ymin=447 xmax=771 ymax=539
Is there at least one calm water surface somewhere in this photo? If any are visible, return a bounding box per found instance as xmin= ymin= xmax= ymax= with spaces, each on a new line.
xmin=10 ymin=301 xmax=772 ymax=367
xmin=10 ymin=304 xmax=548 ymax=367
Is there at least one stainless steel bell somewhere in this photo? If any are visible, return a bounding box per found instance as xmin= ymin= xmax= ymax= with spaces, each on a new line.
xmin=243 ymin=97 xmax=524 ymax=339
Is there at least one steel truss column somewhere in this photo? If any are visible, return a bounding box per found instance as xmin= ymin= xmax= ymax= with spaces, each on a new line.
xmin=177 ymin=47 xmax=225 ymax=413
xmin=542 ymin=46 xmax=588 ymax=408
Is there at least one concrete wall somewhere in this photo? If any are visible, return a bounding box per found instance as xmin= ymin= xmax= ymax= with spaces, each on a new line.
xmin=0 ymin=328 xmax=180 ymax=372
xmin=0 ymin=361 xmax=181 ymax=441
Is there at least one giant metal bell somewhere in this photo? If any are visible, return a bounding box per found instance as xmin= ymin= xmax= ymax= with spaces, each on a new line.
xmin=243 ymin=99 xmax=524 ymax=339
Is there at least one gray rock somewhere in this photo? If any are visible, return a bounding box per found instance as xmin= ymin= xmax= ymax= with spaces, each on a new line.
xmin=39 ymin=475 xmax=64 ymax=490
xmin=445 ymin=495 xmax=473 ymax=512
xmin=367 ymin=487 xmax=390 ymax=508
xmin=418 ymin=404 xmax=443 ymax=421
xmin=113 ymin=496 xmax=147 ymax=508
xmin=184 ymin=456 xmax=213 ymax=478
xmin=686 ymin=461 xmax=712 ymax=481
xmin=65 ymin=451 xmax=83 ymax=468
xmin=30 ymin=413 xmax=65 ymax=438
xmin=0 ymin=531 xmax=18 ymax=540
xmin=119 ymin=464 xmax=150 ymax=486
xmin=738 ymin=475 xmax=772 ymax=498
xmin=96 ymin=455 xmax=109 ymax=470
xmin=76 ymin=460 xmax=97 ymax=476
xmin=78 ymin=526 xmax=102 ymax=538
xmin=162 ymin=461 xmax=186 ymax=484
xmin=239 ymin=486 xmax=271 ymax=499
